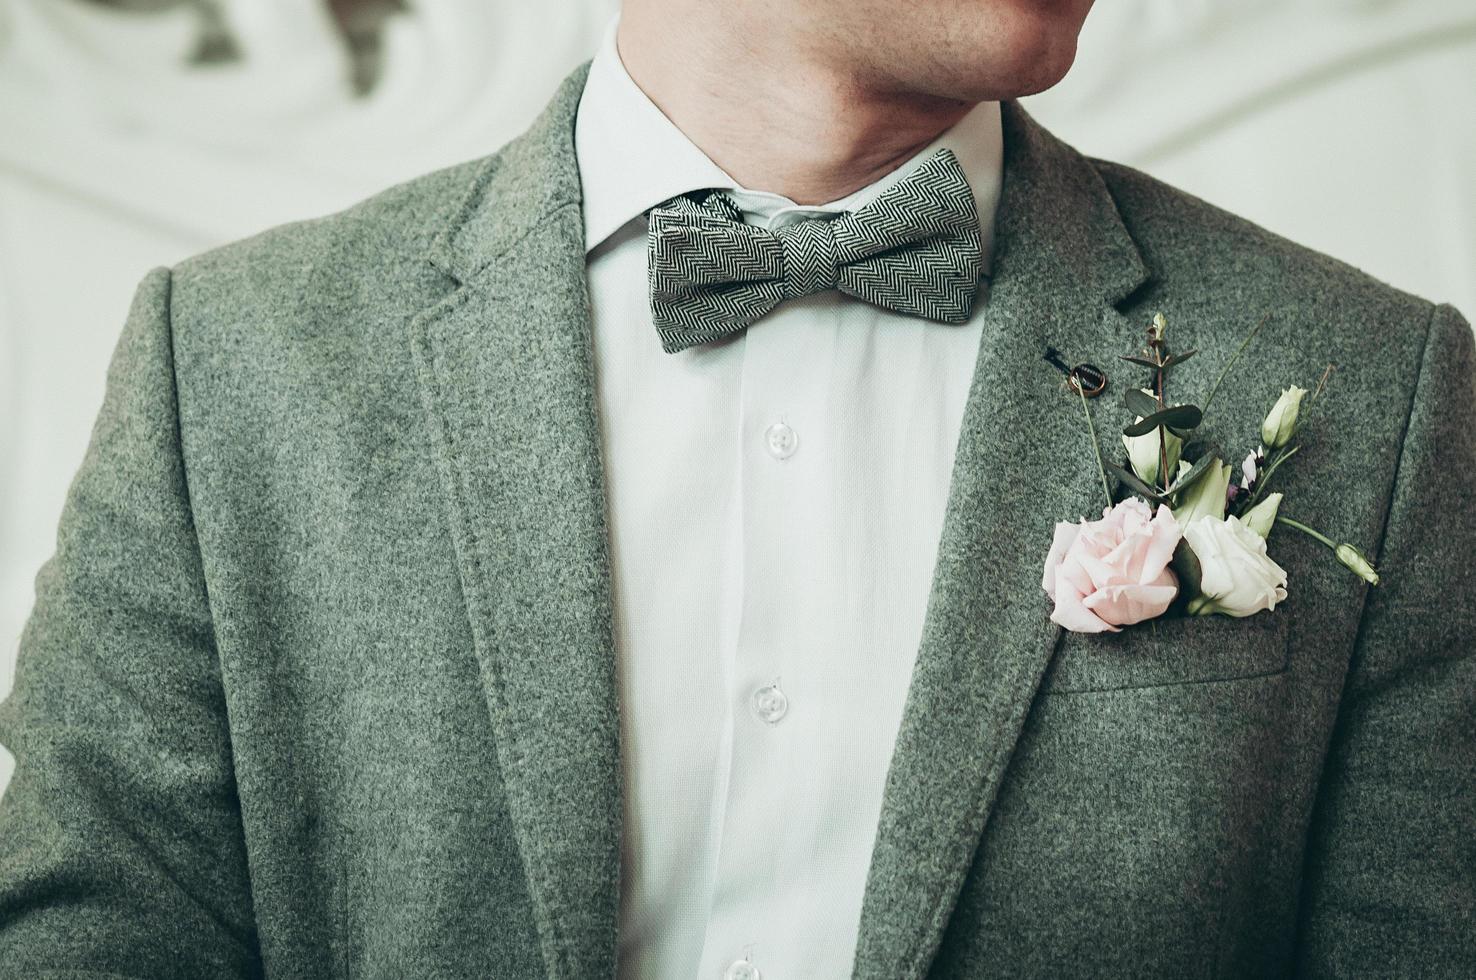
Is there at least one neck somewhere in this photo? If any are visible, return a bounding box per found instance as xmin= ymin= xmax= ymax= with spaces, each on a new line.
xmin=615 ymin=7 xmax=974 ymax=206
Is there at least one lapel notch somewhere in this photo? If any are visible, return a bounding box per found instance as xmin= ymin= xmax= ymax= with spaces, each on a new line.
xmin=851 ymin=102 xmax=1151 ymax=979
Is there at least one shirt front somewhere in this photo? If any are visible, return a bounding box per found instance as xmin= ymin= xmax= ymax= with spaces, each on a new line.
xmin=575 ymin=19 xmax=1003 ymax=980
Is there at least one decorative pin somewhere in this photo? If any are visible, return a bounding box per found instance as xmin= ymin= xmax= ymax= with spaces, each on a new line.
xmin=1069 ymin=363 xmax=1108 ymax=398
xmin=1044 ymin=346 xmax=1108 ymax=398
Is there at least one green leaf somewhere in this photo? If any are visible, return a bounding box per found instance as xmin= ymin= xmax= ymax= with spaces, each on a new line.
xmin=1161 ymin=349 xmax=1198 ymax=369
xmin=1165 ymin=454 xmax=1216 ymax=497
xmin=1119 ymin=354 xmax=1163 ymax=369
xmin=1242 ymin=492 xmax=1283 ymax=538
xmin=1122 ymin=388 xmax=1160 ymax=417
xmin=1171 ymin=457 xmax=1231 ymax=527
xmin=1171 ymin=538 xmax=1203 ymax=601
xmin=1123 ymin=404 xmax=1203 ymax=437
xmin=1105 ymin=461 xmax=1167 ymax=505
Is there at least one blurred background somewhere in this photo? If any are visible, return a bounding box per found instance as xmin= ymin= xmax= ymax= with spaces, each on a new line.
xmin=2 ymin=0 xmax=1473 ymax=794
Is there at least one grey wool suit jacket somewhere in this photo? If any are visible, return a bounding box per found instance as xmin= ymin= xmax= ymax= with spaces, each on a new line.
xmin=1 ymin=64 xmax=1474 ymax=979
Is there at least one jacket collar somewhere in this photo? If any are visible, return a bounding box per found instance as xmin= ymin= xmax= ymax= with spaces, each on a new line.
xmin=412 ymin=63 xmax=1149 ymax=978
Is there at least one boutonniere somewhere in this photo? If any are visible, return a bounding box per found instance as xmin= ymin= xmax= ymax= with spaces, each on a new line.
xmin=1041 ymin=313 xmax=1380 ymax=634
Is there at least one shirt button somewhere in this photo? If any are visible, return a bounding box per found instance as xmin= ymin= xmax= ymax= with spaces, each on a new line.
xmin=724 ymin=959 xmax=762 ymax=980
xmin=764 ymin=421 xmax=798 ymax=460
xmin=752 ymin=683 xmax=788 ymax=724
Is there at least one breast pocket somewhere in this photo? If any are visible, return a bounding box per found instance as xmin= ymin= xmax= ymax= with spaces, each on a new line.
xmin=1040 ymin=611 xmax=1291 ymax=694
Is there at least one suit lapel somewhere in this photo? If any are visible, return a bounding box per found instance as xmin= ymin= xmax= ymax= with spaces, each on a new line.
xmin=408 ymin=67 xmax=619 ymax=979
xmin=850 ymin=102 xmax=1151 ymax=979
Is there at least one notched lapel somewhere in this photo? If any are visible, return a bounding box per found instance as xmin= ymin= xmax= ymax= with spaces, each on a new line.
xmin=851 ymin=102 xmax=1152 ymax=979
xmin=408 ymin=66 xmax=621 ymax=980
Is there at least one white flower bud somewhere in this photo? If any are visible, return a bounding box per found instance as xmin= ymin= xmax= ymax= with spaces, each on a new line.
xmin=1240 ymin=448 xmax=1263 ymax=491
xmin=1261 ymin=386 xmax=1308 ymax=450
xmin=1122 ymin=389 xmax=1183 ymax=487
xmin=1336 ymin=544 xmax=1380 ymax=585
xmin=1122 ymin=429 xmax=1183 ymax=488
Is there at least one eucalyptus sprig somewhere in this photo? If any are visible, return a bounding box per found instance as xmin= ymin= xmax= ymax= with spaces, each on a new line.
xmin=1115 ymin=312 xmax=1206 ymax=501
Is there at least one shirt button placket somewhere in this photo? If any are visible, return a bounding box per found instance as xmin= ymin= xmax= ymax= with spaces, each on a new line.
xmin=705 ymin=243 xmax=818 ymax=978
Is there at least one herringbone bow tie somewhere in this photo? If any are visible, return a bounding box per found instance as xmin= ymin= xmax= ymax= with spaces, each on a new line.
xmin=646 ymin=147 xmax=984 ymax=354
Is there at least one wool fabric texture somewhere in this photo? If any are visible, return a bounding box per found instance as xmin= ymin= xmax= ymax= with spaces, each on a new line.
xmin=1 ymin=63 xmax=1474 ymax=978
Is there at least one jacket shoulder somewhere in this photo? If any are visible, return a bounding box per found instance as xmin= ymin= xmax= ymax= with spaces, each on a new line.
xmin=168 ymin=154 xmax=492 ymax=309
xmin=1088 ymin=156 xmax=1438 ymax=331
xmin=157 ymin=154 xmax=503 ymax=421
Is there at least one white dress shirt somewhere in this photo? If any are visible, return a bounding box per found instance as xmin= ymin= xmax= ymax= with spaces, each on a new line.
xmin=575 ymin=20 xmax=1002 ymax=980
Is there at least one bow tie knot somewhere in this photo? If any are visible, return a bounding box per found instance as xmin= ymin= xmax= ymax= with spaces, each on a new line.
xmin=646 ymin=148 xmax=985 ymax=354
xmin=776 ymin=219 xmax=842 ymax=298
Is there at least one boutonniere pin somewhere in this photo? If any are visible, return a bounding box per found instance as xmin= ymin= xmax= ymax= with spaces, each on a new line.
xmin=1041 ymin=313 xmax=1380 ymax=634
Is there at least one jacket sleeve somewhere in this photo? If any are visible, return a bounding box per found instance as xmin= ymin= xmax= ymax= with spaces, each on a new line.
xmin=1293 ymin=302 xmax=1476 ymax=975
xmin=0 ymin=268 xmax=260 ymax=978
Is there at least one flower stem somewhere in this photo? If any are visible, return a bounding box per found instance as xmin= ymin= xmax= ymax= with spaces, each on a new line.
xmin=1202 ymin=312 xmax=1271 ymax=416
xmin=1151 ymin=314 xmax=1169 ymax=493
xmin=1277 ymin=517 xmax=1382 ymax=585
xmin=1156 ymin=366 xmax=1169 ymax=493
xmin=1275 ymin=515 xmax=1336 ymax=550
xmin=1078 ymin=382 xmax=1113 ymax=508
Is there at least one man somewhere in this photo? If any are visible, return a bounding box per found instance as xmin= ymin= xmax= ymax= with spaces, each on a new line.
xmin=1 ymin=1 xmax=1472 ymax=977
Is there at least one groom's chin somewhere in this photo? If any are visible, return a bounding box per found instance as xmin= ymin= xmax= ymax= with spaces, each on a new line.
xmin=855 ymin=0 xmax=1092 ymax=103
xmin=963 ymin=26 xmax=1083 ymax=101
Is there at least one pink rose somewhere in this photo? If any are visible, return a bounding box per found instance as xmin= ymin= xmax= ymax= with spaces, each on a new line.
xmin=1041 ymin=498 xmax=1182 ymax=633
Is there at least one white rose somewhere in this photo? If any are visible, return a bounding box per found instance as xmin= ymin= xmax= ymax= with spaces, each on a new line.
xmin=1182 ymin=514 xmax=1289 ymax=617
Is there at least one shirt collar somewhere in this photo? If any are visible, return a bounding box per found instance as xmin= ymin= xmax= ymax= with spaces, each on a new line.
xmin=574 ymin=17 xmax=1004 ymax=268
